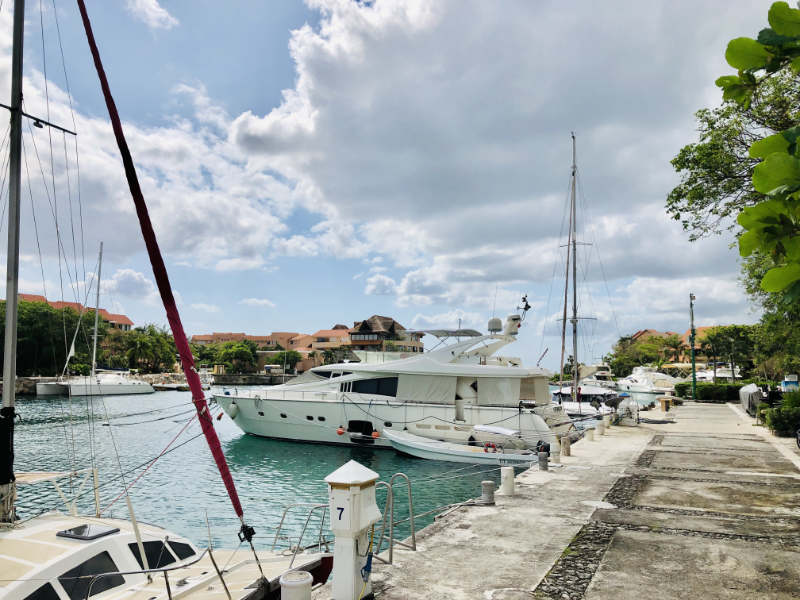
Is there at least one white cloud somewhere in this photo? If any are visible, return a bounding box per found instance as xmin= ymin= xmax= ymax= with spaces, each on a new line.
xmin=229 ymin=0 xmax=765 ymax=322
xmin=190 ymin=303 xmax=220 ymax=313
xmin=411 ymin=309 xmax=484 ymax=330
xmin=364 ymin=273 xmax=396 ymax=295
xmin=239 ymin=297 xmax=276 ymax=308
xmin=126 ymin=0 xmax=179 ymax=30
xmin=102 ymin=269 xmax=157 ymax=301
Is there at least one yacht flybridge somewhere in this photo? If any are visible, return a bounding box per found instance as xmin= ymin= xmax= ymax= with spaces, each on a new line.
xmin=215 ymin=314 xmax=570 ymax=448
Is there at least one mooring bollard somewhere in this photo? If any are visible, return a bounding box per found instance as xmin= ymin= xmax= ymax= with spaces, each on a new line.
xmin=551 ymin=438 xmax=561 ymax=463
xmin=603 ymin=415 xmax=611 ymax=429
xmin=479 ymin=480 xmax=496 ymax=505
xmin=596 ymin=420 xmax=605 ymax=436
xmin=325 ymin=460 xmax=382 ymax=600
xmin=561 ymin=435 xmax=571 ymax=457
xmin=279 ymin=570 xmax=313 ymax=600
xmin=538 ymin=451 xmax=549 ymax=471
xmin=585 ymin=428 xmax=594 ymax=441
xmin=499 ymin=466 xmax=515 ymax=496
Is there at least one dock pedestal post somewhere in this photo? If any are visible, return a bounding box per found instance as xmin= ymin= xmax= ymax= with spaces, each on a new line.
xmin=596 ymin=421 xmax=605 ymax=436
xmin=325 ymin=460 xmax=382 ymax=600
xmin=585 ymin=428 xmax=594 ymax=441
xmin=561 ymin=436 xmax=571 ymax=457
xmin=538 ymin=451 xmax=549 ymax=471
xmin=499 ymin=466 xmax=515 ymax=496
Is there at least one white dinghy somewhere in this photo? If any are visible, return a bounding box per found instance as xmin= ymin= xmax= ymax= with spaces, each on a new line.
xmin=382 ymin=429 xmax=540 ymax=465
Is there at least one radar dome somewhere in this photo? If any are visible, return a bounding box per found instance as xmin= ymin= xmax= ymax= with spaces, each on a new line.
xmin=487 ymin=317 xmax=502 ymax=333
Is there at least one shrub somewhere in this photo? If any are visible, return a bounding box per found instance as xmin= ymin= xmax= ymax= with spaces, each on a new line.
xmin=782 ymin=391 xmax=800 ymax=410
xmin=764 ymin=406 xmax=800 ymax=437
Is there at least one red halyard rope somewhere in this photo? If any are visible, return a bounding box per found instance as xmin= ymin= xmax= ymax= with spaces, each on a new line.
xmin=75 ymin=0 xmax=244 ymax=520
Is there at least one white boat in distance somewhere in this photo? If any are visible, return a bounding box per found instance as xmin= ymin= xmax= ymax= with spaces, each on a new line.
xmin=216 ymin=314 xmax=567 ymax=449
xmin=616 ymin=366 xmax=682 ymax=394
xmin=382 ymin=429 xmax=538 ymax=465
xmin=37 ymin=371 xmax=155 ymax=396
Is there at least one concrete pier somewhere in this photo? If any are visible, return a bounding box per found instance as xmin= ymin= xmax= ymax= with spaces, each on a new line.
xmin=317 ymin=403 xmax=800 ymax=600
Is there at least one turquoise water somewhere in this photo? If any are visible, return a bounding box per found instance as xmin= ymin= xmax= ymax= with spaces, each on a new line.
xmin=13 ymin=391 xmax=503 ymax=551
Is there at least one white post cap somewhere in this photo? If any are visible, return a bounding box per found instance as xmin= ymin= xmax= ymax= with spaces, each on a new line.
xmin=325 ymin=460 xmax=379 ymax=488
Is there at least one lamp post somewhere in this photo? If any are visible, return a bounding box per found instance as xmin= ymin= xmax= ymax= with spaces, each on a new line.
xmin=689 ymin=293 xmax=697 ymax=401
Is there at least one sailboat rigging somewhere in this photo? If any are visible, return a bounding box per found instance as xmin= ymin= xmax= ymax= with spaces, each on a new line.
xmin=553 ymin=134 xmax=614 ymax=417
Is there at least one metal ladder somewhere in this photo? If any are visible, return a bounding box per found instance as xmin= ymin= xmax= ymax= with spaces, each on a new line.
xmin=373 ymin=472 xmax=417 ymax=564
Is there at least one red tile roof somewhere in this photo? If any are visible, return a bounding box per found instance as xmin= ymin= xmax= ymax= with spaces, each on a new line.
xmin=10 ymin=294 xmax=134 ymax=327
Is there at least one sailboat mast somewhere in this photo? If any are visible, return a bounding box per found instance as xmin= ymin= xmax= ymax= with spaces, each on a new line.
xmin=570 ymin=133 xmax=579 ymax=403
xmin=91 ymin=242 xmax=103 ymax=378
xmin=0 ymin=0 xmax=25 ymax=521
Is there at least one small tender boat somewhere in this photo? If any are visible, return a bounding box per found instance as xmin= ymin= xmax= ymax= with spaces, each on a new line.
xmin=382 ymin=429 xmax=539 ymax=465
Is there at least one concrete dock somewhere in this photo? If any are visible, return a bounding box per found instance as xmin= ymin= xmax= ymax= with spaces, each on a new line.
xmin=319 ymin=402 xmax=800 ymax=599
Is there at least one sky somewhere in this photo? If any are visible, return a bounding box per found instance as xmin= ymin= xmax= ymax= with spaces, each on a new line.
xmin=0 ymin=0 xmax=776 ymax=371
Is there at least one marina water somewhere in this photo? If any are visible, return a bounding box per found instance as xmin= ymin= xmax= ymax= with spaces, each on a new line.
xmin=15 ymin=390 xmax=504 ymax=550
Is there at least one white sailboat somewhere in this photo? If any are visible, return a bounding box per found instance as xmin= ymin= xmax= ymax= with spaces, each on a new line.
xmin=36 ymin=244 xmax=155 ymax=397
xmin=1 ymin=3 xmax=330 ymax=598
xmin=552 ymin=134 xmax=618 ymax=418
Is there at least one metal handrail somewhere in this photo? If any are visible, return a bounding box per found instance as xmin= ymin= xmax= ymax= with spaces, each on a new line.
xmin=84 ymin=548 xmax=209 ymax=599
xmin=289 ymin=504 xmax=329 ymax=568
xmin=374 ymin=472 xmax=417 ymax=565
xmin=271 ymin=502 xmax=330 ymax=554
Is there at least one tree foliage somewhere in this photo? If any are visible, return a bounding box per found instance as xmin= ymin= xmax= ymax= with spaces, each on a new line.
xmin=0 ymin=300 xmax=179 ymax=375
xmin=712 ymin=2 xmax=800 ymax=301
xmin=667 ymin=70 xmax=800 ymax=240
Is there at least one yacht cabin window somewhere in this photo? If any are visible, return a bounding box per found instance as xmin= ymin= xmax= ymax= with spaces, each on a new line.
xmin=350 ymin=377 xmax=398 ymax=397
xmin=23 ymin=583 xmax=60 ymax=600
xmin=128 ymin=541 xmax=176 ymax=569
xmin=168 ymin=541 xmax=196 ymax=560
xmin=58 ymin=551 xmax=125 ymax=600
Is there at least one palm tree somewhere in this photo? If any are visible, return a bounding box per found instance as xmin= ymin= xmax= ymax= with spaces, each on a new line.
xmin=662 ymin=334 xmax=685 ymax=363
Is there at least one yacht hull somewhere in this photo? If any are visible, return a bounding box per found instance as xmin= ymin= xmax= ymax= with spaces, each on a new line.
xmin=215 ymin=392 xmax=562 ymax=448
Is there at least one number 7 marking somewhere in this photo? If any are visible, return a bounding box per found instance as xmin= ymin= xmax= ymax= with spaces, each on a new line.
xmin=337 ymin=507 xmax=344 ymax=520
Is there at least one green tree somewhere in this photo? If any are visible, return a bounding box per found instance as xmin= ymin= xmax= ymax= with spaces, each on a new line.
xmin=267 ymin=350 xmax=302 ymax=370
xmin=667 ymin=70 xmax=798 ymax=240
xmin=662 ymin=334 xmax=685 ymax=362
xmin=216 ymin=342 xmax=257 ymax=373
xmin=711 ymin=2 xmax=800 ymax=300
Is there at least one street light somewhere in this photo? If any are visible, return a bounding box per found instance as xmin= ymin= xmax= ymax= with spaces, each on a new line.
xmin=689 ymin=293 xmax=696 ymax=401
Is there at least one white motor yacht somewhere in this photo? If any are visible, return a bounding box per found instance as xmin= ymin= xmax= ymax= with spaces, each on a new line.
xmin=616 ymin=366 xmax=682 ymax=394
xmin=215 ymin=314 xmax=569 ymax=449
xmin=579 ymin=364 xmax=617 ymax=389
xmin=552 ymin=383 xmax=617 ymax=417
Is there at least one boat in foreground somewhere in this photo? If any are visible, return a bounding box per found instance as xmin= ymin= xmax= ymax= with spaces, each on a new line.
xmin=382 ymin=429 xmax=538 ymax=465
xmin=2 ymin=506 xmax=331 ymax=600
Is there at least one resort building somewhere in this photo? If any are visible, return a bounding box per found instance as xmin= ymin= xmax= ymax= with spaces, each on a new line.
xmin=14 ymin=293 xmax=134 ymax=331
xmin=349 ymin=315 xmax=424 ymax=352
xmin=310 ymin=325 xmax=352 ymax=350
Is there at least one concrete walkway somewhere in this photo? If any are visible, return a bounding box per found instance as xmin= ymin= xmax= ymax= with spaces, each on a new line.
xmin=315 ymin=402 xmax=800 ymax=599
